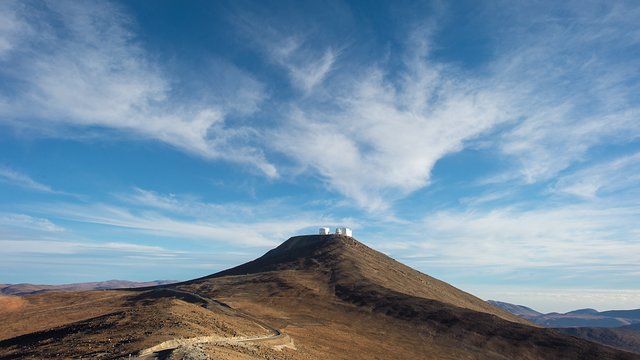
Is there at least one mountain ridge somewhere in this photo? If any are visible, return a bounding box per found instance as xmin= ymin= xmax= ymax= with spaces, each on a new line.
xmin=489 ymin=300 xmax=640 ymax=355
xmin=489 ymin=300 xmax=640 ymax=328
xmin=0 ymin=280 xmax=178 ymax=296
xmin=197 ymin=234 xmax=529 ymax=324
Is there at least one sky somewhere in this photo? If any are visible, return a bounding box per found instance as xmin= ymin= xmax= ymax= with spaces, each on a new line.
xmin=0 ymin=0 xmax=639 ymax=313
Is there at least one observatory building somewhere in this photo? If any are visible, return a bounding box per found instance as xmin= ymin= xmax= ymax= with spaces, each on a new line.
xmin=319 ymin=227 xmax=353 ymax=237
xmin=335 ymin=227 xmax=352 ymax=237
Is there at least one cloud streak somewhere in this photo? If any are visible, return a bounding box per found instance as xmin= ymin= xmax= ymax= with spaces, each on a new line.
xmin=2 ymin=1 xmax=638 ymax=211
xmin=552 ymin=152 xmax=640 ymax=199
xmin=272 ymin=31 xmax=513 ymax=211
xmin=0 ymin=239 xmax=173 ymax=257
xmin=0 ymin=212 xmax=65 ymax=233
xmin=406 ymin=203 xmax=640 ymax=272
xmin=0 ymin=167 xmax=54 ymax=193
xmin=266 ymin=3 xmax=640 ymax=210
xmin=273 ymin=39 xmax=337 ymax=93
xmin=492 ymin=2 xmax=640 ymax=183
xmin=0 ymin=1 xmax=276 ymax=177
xmin=31 ymin=187 xmax=346 ymax=248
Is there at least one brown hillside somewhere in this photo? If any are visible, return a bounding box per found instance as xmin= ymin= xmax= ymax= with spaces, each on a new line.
xmin=175 ymin=235 xmax=640 ymax=359
xmin=2 ymin=234 xmax=639 ymax=359
xmin=200 ymin=235 xmax=528 ymax=324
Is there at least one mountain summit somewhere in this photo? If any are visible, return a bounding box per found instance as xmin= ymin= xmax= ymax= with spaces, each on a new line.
xmin=205 ymin=234 xmax=526 ymax=324
xmin=177 ymin=235 xmax=639 ymax=359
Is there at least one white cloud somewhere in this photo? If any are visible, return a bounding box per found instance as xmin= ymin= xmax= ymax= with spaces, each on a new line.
xmin=272 ymin=36 xmax=513 ymax=211
xmin=265 ymin=3 xmax=640 ymax=209
xmin=0 ymin=1 xmax=26 ymax=57
xmin=233 ymin=11 xmax=337 ymax=93
xmin=35 ymin=200 xmax=326 ymax=247
xmin=492 ymin=2 xmax=640 ymax=183
xmin=552 ymin=152 xmax=640 ymax=199
xmin=2 ymin=1 xmax=638 ymax=213
xmin=0 ymin=1 xmax=275 ymax=177
xmin=459 ymin=189 xmax=516 ymax=207
xmin=274 ymin=40 xmax=337 ymax=93
xmin=0 ymin=239 xmax=173 ymax=256
xmin=499 ymin=107 xmax=640 ymax=183
xmin=0 ymin=167 xmax=53 ymax=192
xmin=272 ymin=1 xmax=640 ymax=210
xmin=117 ymin=187 xmax=298 ymax=222
xmin=469 ymin=286 xmax=640 ymax=313
xmin=414 ymin=203 xmax=640 ymax=270
xmin=0 ymin=213 xmax=65 ymax=233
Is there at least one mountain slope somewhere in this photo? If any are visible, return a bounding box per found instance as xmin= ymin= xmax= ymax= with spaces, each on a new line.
xmin=176 ymin=235 xmax=639 ymax=359
xmin=200 ymin=234 xmax=528 ymax=325
xmin=558 ymin=326 xmax=640 ymax=355
xmin=602 ymin=310 xmax=640 ymax=321
xmin=0 ymin=289 xmax=275 ymax=359
xmin=488 ymin=300 xmax=543 ymax=319
xmin=2 ymin=234 xmax=639 ymax=359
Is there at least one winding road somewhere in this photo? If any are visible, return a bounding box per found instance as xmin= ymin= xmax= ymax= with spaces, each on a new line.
xmin=130 ymin=288 xmax=291 ymax=359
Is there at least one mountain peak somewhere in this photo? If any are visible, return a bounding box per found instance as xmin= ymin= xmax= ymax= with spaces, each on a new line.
xmin=197 ymin=234 xmax=529 ymax=325
xmin=487 ymin=300 xmax=543 ymax=318
xmin=566 ymin=308 xmax=600 ymax=315
xmin=209 ymin=234 xmax=357 ymax=277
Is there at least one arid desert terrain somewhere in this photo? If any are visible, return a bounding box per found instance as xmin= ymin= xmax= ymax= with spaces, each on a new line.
xmin=1 ymin=235 xmax=639 ymax=359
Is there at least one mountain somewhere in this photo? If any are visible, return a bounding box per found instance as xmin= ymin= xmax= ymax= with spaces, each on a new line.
xmin=558 ymin=325 xmax=640 ymax=355
xmin=487 ymin=300 xmax=543 ymax=319
xmin=489 ymin=300 xmax=640 ymax=328
xmin=489 ymin=300 xmax=640 ymax=354
xmin=0 ymin=280 xmax=178 ymax=296
xmin=602 ymin=310 xmax=640 ymax=321
xmin=200 ymin=235 xmax=528 ymax=324
xmin=567 ymin=309 xmax=600 ymax=316
xmin=1 ymin=234 xmax=639 ymax=359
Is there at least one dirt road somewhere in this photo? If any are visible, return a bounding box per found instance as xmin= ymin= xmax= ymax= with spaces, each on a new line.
xmin=130 ymin=288 xmax=292 ymax=359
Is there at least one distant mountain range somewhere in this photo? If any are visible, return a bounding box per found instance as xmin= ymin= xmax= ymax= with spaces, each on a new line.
xmin=0 ymin=280 xmax=177 ymax=296
xmin=488 ymin=300 xmax=640 ymax=354
xmin=487 ymin=300 xmax=640 ymax=328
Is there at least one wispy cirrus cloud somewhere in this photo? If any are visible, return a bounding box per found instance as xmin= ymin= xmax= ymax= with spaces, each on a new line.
xmin=0 ymin=237 xmax=257 ymax=283
xmin=270 ymin=37 xmax=337 ymax=93
xmin=0 ymin=167 xmax=54 ymax=193
xmin=272 ymin=31 xmax=513 ymax=211
xmin=3 ymin=1 xmax=637 ymax=213
xmin=0 ymin=239 xmax=172 ymax=256
xmin=33 ymin=187 xmax=345 ymax=247
xmin=267 ymin=2 xmax=640 ymax=210
xmin=552 ymin=152 xmax=640 ymax=199
xmin=2 ymin=185 xmax=362 ymax=283
xmin=0 ymin=1 xmax=25 ymax=57
xmin=397 ymin=203 xmax=640 ymax=272
xmin=0 ymin=212 xmax=65 ymax=233
xmin=232 ymin=8 xmax=338 ymax=94
xmin=42 ymin=203 xmax=280 ymax=247
xmin=0 ymin=0 xmax=275 ymax=177
xmin=492 ymin=2 xmax=640 ymax=183
xmin=116 ymin=187 xmax=311 ymax=223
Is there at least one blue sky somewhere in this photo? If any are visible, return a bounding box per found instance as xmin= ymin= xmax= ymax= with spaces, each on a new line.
xmin=1 ymin=0 xmax=639 ymax=312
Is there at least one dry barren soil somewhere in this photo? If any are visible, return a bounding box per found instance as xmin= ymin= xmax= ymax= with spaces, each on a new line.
xmin=1 ymin=235 xmax=639 ymax=359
